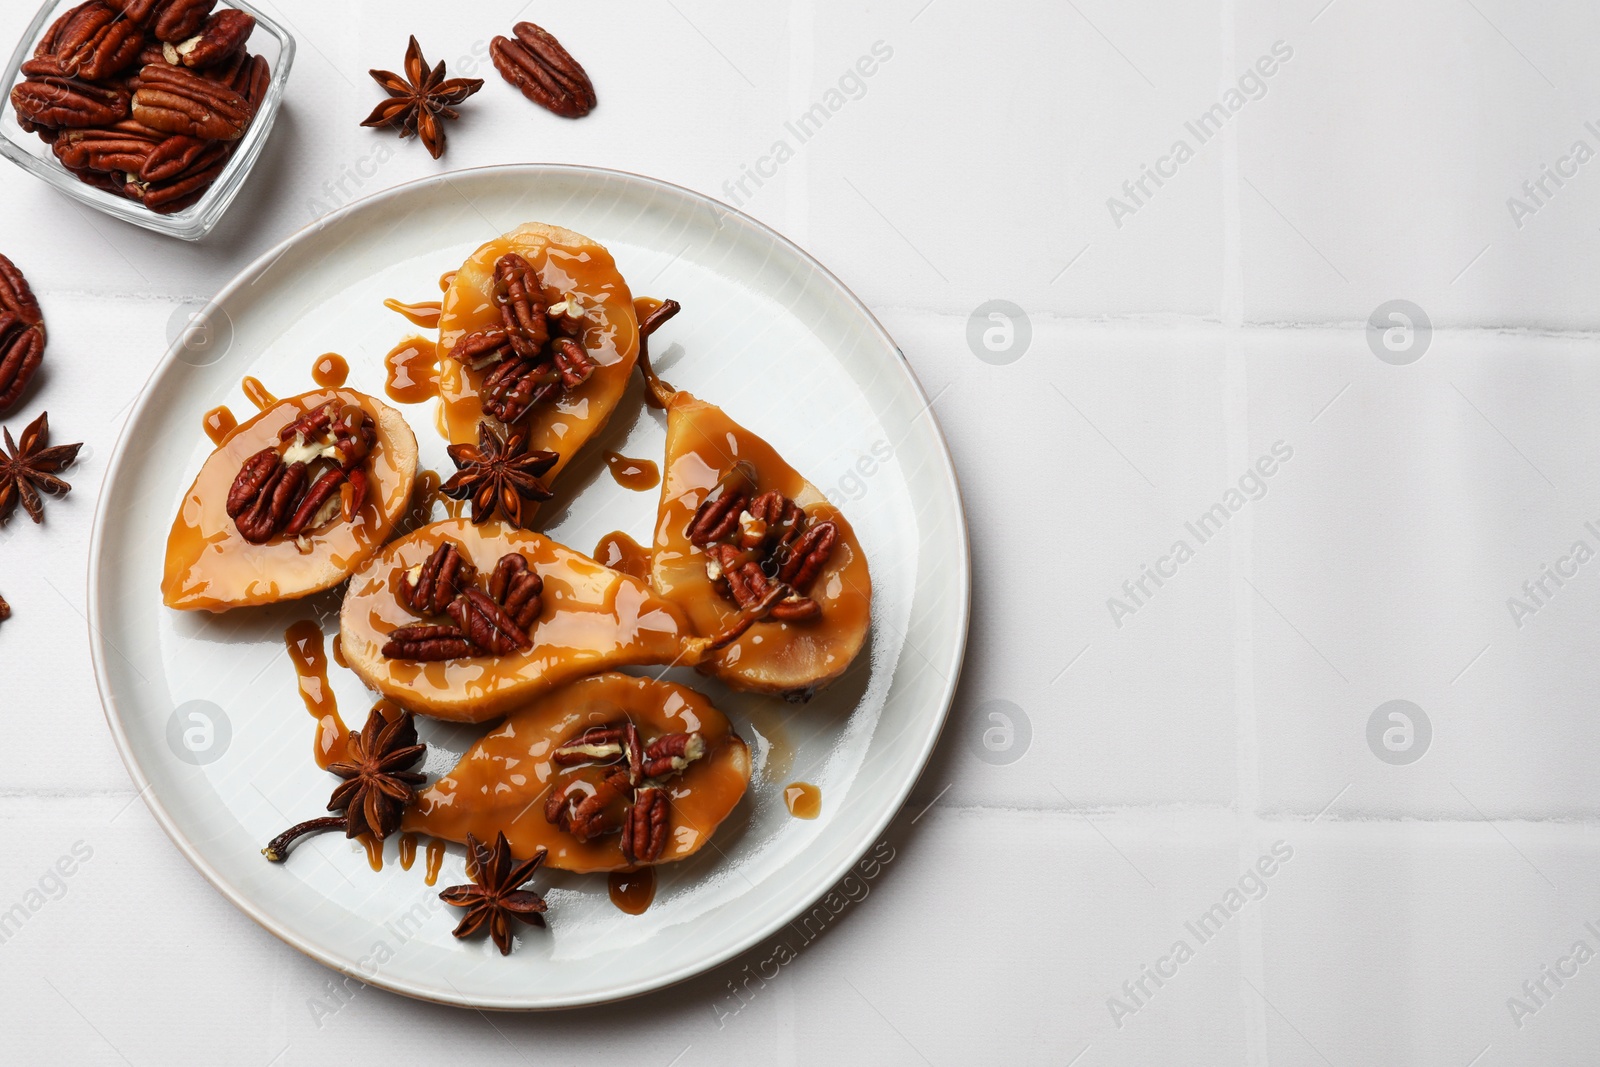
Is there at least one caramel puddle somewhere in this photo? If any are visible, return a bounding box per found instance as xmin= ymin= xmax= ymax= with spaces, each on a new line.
xmin=312 ymin=352 xmax=349 ymax=388
xmin=608 ymin=868 xmax=656 ymax=915
xmin=383 ymin=338 xmax=440 ymax=405
xmin=241 ymin=375 xmax=276 ymax=410
xmin=784 ymin=782 xmax=821 ymax=819
xmin=384 ymin=298 xmax=442 ymax=330
xmin=593 ymin=530 xmax=651 ymax=581
xmin=202 ymin=405 xmax=236 ymax=445
xmin=284 ymin=620 xmax=350 ymax=769
xmin=604 ymin=451 xmax=660 ymax=491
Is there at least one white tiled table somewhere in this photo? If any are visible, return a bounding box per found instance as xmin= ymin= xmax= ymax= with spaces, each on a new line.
xmin=5 ymin=1 xmax=1600 ymax=1063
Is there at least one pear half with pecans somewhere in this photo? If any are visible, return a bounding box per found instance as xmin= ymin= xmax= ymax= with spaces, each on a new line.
xmin=162 ymin=389 xmax=417 ymax=612
xmin=649 ymin=391 xmax=872 ymax=697
xmin=339 ymin=518 xmax=769 ymax=724
xmin=437 ymin=221 xmax=639 ymax=502
xmin=404 ymin=672 xmax=750 ymax=873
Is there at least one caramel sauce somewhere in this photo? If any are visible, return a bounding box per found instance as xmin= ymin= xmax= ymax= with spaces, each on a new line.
xmin=593 ymin=530 xmax=651 ymax=581
xmin=162 ymin=389 xmax=417 ymax=612
xmin=398 ymin=833 xmax=418 ymax=870
xmin=384 ymin=298 xmax=442 ymax=330
xmin=311 ymin=352 xmax=349 ymax=388
xmin=609 ymin=868 xmax=657 ymax=915
xmin=439 ymin=270 xmax=457 ymax=292
xmin=202 ymin=405 xmax=236 ymax=445
xmin=360 ymin=833 xmax=383 ymax=871
xmin=405 ymin=672 xmax=750 ymax=871
xmin=330 ymin=633 xmax=348 ymax=669
xmin=784 ymin=782 xmax=822 ymax=819
xmin=241 ymin=376 xmax=276 ymax=410
xmin=604 ymin=452 xmax=661 ymax=491
xmin=652 ymin=394 xmax=872 ymax=692
xmin=633 ymin=296 xmax=664 ymax=321
xmin=424 ymin=838 xmax=446 ymax=886
xmin=284 ymin=620 xmax=351 ymax=769
xmin=338 ymin=519 xmax=693 ymax=723
xmin=384 ymin=338 xmax=440 ymax=405
xmin=437 ymin=224 xmax=640 ymax=475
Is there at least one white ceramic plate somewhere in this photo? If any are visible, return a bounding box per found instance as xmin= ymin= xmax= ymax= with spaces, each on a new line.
xmin=88 ymin=165 xmax=968 ymax=1009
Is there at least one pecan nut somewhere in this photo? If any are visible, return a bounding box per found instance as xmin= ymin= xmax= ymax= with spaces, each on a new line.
xmin=640 ymin=732 xmax=706 ymax=779
xmin=131 ymin=62 xmax=251 ymax=139
xmin=546 ymin=770 xmax=630 ymax=842
xmin=281 ymin=467 xmax=345 ymax=538
xmin=490 ymin=21 xmax=596 ymax=119
xmin=50 ymin=1 xmax=146 ymax=82
xmin=149 ymin=0 xmax=216 ymax=43
xmin=228 ymin=451 xmax=306 ymax=544
xmin=777 ymin=520 xmax=838 ymax=590
xmin=398 ymin=542 xmax=476 ymax=616
xmin=0 ymin=255 xmax=44 ymax=329
xmin=139 ymin=131 xmax=216 ymax=181
xmin=620 ymin=786 xmax=668 ymax=864
xmin=447 ymin=587 xmax=532 ymax=656
xmin=488 ymin=552 xmax=542 ymax=630
xmin=381 ymin=623 xmax=477 ymax=661
xmin=11 ymin=75 xmax=131 ymax=128
xmin=0 ymin=314 xmax=45 ymax=415
xmin=53 ymin=121 xmax=162 ymax=173
xmin=162 ymin=8 xmax=253 ymax=69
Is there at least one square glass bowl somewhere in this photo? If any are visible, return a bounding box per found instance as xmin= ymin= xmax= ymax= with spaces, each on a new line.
xmin=0 ymin=0 xmax=293 ymax=241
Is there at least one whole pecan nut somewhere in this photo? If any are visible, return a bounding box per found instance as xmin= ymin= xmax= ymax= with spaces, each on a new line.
xmin=0 ymin=314 xmax=45 ymax=415
xmin=488 ymin=552 xmax=542 ymax=630
xmin=11 ymin=75 xmax=131 ymax=128
xmin=620 ymin=786 xmax=668 ymax=864
xmin=227 ymin=449 xmax=306 ymax=544
xmin=53 ymin=121 xmax=163 ymax=173
xmin=490 ymin=22 xmax=595 ymax=119
xmin=381 ymin=623 xmax=477 ymax=661
xmin=50 ymin=1 xmax=146 ymax=82
xmin=398 ymin=542 xmax=476 ymax=616
xmin=778 ymin=520 xmax=838 ymax=590
xmin=139 ymin=131 xmax=215 ymax=180
xmin=162 ymin=8 xmax=253 ymax=69
xmin=447 ymin=587 xmax=532 ymax=655
xmin=131 ymin=62 xmax=251 ymax=139
xmin=150 ymin=0 xmax=216 ymax=43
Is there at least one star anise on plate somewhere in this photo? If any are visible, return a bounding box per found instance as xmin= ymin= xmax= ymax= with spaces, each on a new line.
xmin=360 ymin=35 xmax=484 ymax=160
xmin=439 ymin=832 xmax=548 ymax=955
xmin=0 ymin=412 xmax=82 ymax=525
xmin=439 ymin=421 xmax=558 ymax=527
xmin=263 ymin=706 xmax=427 ymax=862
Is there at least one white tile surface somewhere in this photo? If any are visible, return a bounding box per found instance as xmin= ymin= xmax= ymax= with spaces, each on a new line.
xmin=4 ymin=0 xmax=1600 ymax=1062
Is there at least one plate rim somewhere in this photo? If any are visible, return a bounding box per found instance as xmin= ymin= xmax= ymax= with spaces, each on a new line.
xmin=86 ymin=163 xmax=972 ymax=1009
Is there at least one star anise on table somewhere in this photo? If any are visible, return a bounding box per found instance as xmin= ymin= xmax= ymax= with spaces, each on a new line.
xmin=0 ymin=412 xmax=82 ymax=525
xmin=263 ymin=706 xmax=427 ymax=862
xmin=439 ymin=832 xmax=548 ymax=955
xmin=439 ymin=421 xmax=557 ymax=527
xmin=360 ymin=35 xmax=484 ymax=159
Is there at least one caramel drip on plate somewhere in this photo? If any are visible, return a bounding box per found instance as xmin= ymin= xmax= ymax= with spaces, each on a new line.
xmin=284 ymin=620 xmax=350 ymax=770
xmin=398 ymin=833 xmax=418 ymax=871
xmin=784 ymin=782 xmax=821 ymax=819
xmin=330 ymin=633 xmax=348 ymax=669
xmin=424 ymin=838 xmax=446 ymax=886
xmin=311 ymin=353 xmax=349 ymax=388
xmin=608 ymin=868 xmax=656 ymax=915
xmin=383 ymin=338 xmax=440 ymax=405
xmin=241 ymin=376 xmax=277 ymax=410
xmin=202 ymin=405 xmax=236 ymax=445
xmin=604 ymin=452 xmax=660 ymax=491
xmin=384 ymin=298 xmax=442 ymax=330
xmin=593 ymin=530 xmax=651 ymax=581
xmin=360 ymin=833 xmax=383 ymax=871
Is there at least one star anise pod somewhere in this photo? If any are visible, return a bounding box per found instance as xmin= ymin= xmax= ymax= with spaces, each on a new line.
xmin=360 ymin=35 xmax=483 ymax=159
xmin=440 ymin=832 xmax=548 ymax=955
xmin=0 ymin=412 xmax=82 ymax=525
xmin=262 ymin=706 xmax=427 ymax=862
xmin=439 ymin=421 xmax=557 ymax=527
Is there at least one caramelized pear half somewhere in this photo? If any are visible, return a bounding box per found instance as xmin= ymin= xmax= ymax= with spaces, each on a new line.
xmin=340 ymin=519 xmax=704 ymax=723
xmin=651 ymin=392 xmax=872 ymax=696
xmin=404 ymin=672 xmax=750 ymax=873
xmin=437 ymin=221 xmax=639 ymax=473
xmin=162 ymin=389 xmax=417 ymax=612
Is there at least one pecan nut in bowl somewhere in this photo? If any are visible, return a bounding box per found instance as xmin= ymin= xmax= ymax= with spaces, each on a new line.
xmin=406 ymin=673 xmax=750 ymax=873
xmin=162 ymin=390 xmax=418 ymax=612
xmin=131 ymin=62 xmax=252 ymax=139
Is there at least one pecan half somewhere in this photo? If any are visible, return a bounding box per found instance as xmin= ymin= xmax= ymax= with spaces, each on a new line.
xmin=0 ymin=314 xmax=45 ymax=415
xmin=621 ymin=786 xmax=668 ymax=864
xmin=162 ymin=8 xmax=252 ymax=69
xmin=131 ymin=62 xmax=250 ymax=139
xmin=551 ymin=726 xmax=627 ymax=767
xmin=53 ymin=122 xmax=162 ymax=173
xmin=149 ymin=0 xmax=216 ymax=43
xmin=281 ymin=467 xmax=345 ymax=538
xmin=490 ymin=21 xmax=595 ymax=119
xmin=708 ymin=543 xmax=819 ymax=622
xmin=545 ymin=770 xmax=630 ymax=842
xmin=640 ymin=732 xmax=706 ymax=779
xmin=480 ymin=357 xmax=559 ymax=425
xmin=447 ymin=587 xmax=531 ymax=656
xmin=11 ymin=75 xmax=131 ymax=128
xmin=231 ymin=52 xmax=270 ymax=109
xmin=381 ymin=623 xmax=477 ymax=661
xmin=230 ymin=452 xmax=306 ymax=544
xmin=488 ymin=552 xmax=542 ymax=630
xmin=777 ymin=520 xmax=838 ymax=590
xmin=139 ymin=132 xmax=218 ymax=181
xmin=50 ymin=1 xmax=146 ymax=82
xmin=398 ymin=542 xmax=476 ymax=616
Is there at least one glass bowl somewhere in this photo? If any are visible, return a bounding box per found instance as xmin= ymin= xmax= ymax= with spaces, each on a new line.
xmin=0 ymin=0 xmax=294 ymax=241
